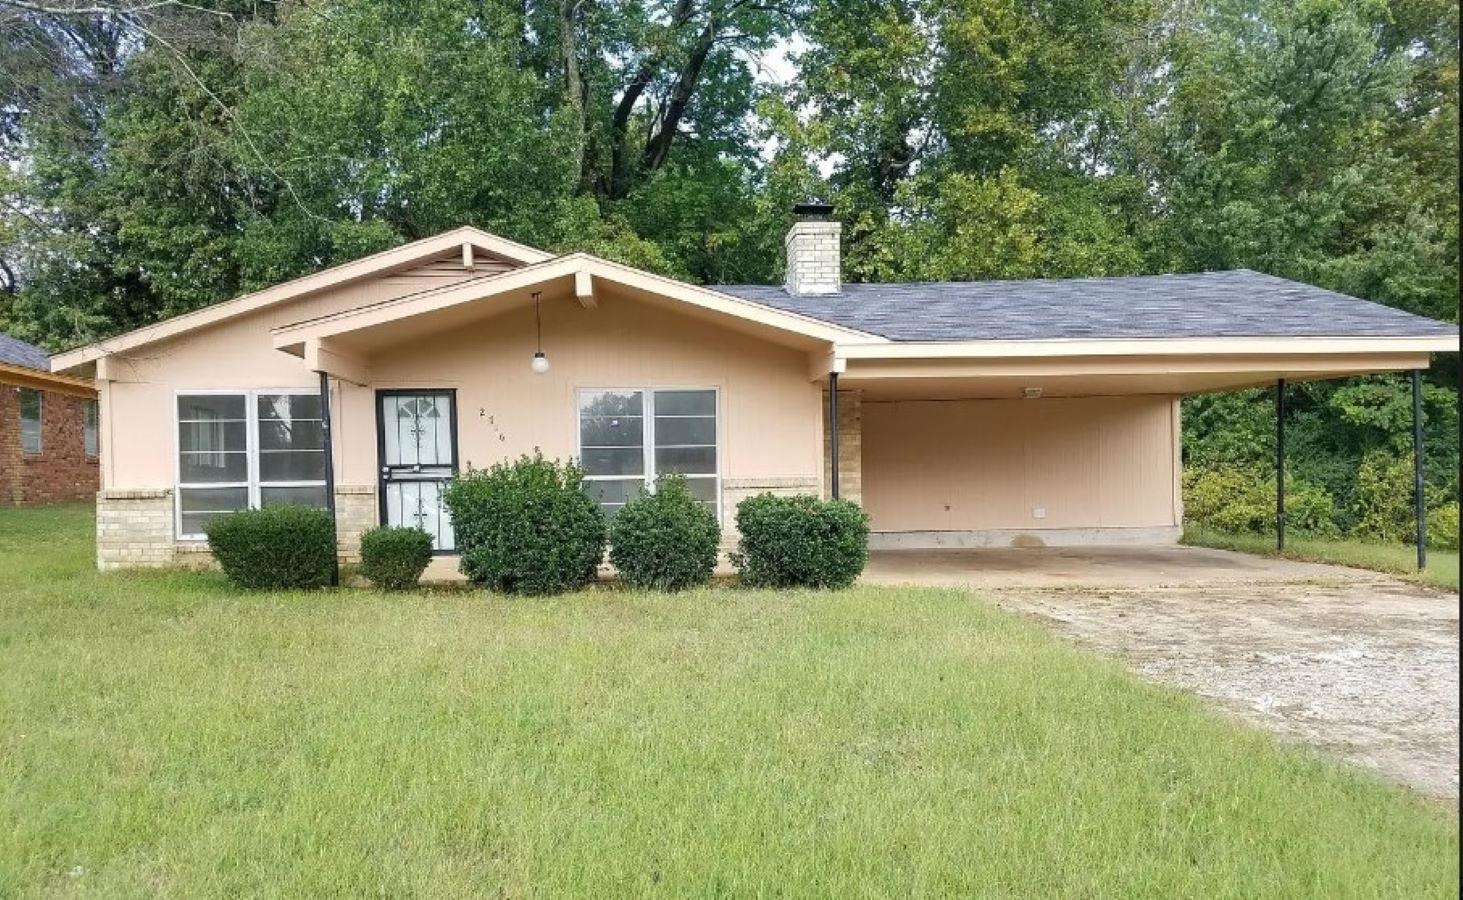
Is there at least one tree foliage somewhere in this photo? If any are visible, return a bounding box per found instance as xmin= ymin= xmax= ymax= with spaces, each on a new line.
xmin=0 ymin=0 xmax=1456 ymax=536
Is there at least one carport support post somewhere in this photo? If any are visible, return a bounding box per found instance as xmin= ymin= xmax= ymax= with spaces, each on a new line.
xmin=1412 ymin=369 xmax=1427 ymax=571
xmin=1275 ymin=378 xmax=1286 ymax=553
xmin=828 ymin=372 xmax=840 ymax=500
xmin=318 ymin=370 xmax=340 ymax=587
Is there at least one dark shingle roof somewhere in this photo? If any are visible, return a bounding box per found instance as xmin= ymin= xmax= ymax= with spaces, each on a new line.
xmin=0 ymin=332 xmax=50 ymax=370
xmin=713 ymin=270 xmax=1458 ymax=341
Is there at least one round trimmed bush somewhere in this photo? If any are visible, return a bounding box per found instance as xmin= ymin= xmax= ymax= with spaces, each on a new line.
xmin=443 ymin=453 xmax=607 ymax=595
xmin=205 ymin=504 xmax=336 ymax=590
xmin=731 ymin=493 xmax=869 ymax=589
xmin=608 ymin=474 xmax=721 ymax=590
xmin=360 ymin=526 xmax=434 ymax=590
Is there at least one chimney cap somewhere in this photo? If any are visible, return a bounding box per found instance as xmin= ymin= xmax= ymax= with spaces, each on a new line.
xmin=793 ymin=201 xmax=835 ymax=221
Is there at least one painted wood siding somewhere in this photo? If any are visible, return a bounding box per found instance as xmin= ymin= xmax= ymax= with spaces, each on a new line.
xmin=861 ymin=395 xmax=1179 ymax=533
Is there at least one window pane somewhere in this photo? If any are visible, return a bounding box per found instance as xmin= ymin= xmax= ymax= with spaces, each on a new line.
xmin=580 ymin=415 xmax=643 ymax=448
xmin=19 ymin=388 xmax=41 ymax=418
xmin=177 ymin=394 xmax=245 ymax=421
xmin=261 ymin=485 xmax=327 ymax=508
xmin=83 ymin=400 xmax=98 ymax=458
xmin=679 ymin=476 xmax=718 ymax=503
xmin=382 ymin=393 xmax=453 ymax=467
xmin=653 ymin=416 xmax=715 ymax=446
xmin=258 ymin=393 xmax=322 ymax=421
xmin=179 ymin=485 xmax=249 ymax=512
xmin=179 ymin=486 xmax=249 ymax=536
xmin=180 ymin=451 xmax=248 ymax=483
xmin=654 ymin=390 xmax=715 ymax=416
xmin=258 ymin=419 xmax=324 ymax=451
xmin=19 ymin=388 xmax=41 ymax=454
xmin=580 ymin=390 xmax=642 ymax=417
xmin=180 ymin=512 xmax=230 ymax=536
xmin=655 ymin=445 xmax=716 ymax=475
xmin=179 ymin=421 xmax=248 ymax=453
xmin=583 ymin=478 xmax=645 ymax=508
xmin=259 ymin=450 xmax=326 ymax=482
xmin=581 ymin=446 xmax=643 ymax=477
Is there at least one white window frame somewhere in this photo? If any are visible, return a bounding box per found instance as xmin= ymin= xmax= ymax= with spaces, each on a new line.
xmin=173 ymin=387 xmax=326 ymax=540
xmin=576 ymin=386 xmax=722 ymax=520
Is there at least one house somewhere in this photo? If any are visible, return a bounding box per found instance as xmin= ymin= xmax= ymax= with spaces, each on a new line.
xmin=2 ymin=332 xmax=99 ymax=506
xmin=50 ymin=209 xmax=1458 ymax=572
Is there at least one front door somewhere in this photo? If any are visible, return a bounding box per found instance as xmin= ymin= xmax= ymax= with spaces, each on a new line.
xmin=377 ymin=390 xmax=457 ymax=551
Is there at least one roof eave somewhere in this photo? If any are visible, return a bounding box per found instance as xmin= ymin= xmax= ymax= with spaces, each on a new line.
xmin=833 ymin=334 xmax=1460 ymax=360
xmin=51 ymin=226 xmax=553 ymax=373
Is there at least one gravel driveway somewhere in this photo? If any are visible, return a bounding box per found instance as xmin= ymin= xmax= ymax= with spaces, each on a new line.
xmin=999 ymin=579 xmax=1459 ymax=801
xmin=865 ymin=547 xmax=1460 ymax=801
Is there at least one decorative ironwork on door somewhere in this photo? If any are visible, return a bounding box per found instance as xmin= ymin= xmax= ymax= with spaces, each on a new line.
xmin=377 ymin=391 xmax=457 ymax=551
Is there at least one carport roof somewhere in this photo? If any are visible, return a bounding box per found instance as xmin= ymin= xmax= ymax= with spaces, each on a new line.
xmin=714 ymin=270 xmax=1459 ymax=342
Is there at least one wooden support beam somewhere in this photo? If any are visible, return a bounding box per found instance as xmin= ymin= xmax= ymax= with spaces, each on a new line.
xmin=807 ymin=349 xmax=846 ymax=382
xmin=575 ymin=270 xmax=596 ymax=308
xmin=304 ymin=339 xmax=370 ymax=386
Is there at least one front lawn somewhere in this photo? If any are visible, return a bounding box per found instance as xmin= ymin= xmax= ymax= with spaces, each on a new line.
xmin=1183 ymin=525 xmax=1461 ymax=591
xmin=1 ymin=505 xmax=1457 ymax=896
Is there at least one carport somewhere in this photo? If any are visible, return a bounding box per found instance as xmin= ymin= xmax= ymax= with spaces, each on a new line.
xmin=754 ymin=271 xmax=1461 ymax=567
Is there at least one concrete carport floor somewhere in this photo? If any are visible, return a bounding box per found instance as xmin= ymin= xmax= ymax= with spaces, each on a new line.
xmin=862 ymin=545 xmax=1461 ymax=802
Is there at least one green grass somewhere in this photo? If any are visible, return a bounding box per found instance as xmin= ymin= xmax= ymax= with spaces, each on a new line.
xmin=1183 ymin=525 xmax=1461 ymax=591
xmin=1 ymin=505 xmax=1457 ymax=897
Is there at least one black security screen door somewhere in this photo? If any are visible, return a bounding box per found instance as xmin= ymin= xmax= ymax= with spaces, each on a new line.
xmin=377 ymin=390 xmax=457 ymax=551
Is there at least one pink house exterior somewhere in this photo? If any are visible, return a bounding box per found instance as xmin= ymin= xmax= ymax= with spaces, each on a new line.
xmin=50 ymin=215 xmax=1459 ymax=575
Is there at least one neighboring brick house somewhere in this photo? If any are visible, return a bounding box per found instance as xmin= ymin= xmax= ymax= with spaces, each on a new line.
xmin=1 ymin=333 xmax=99 ymax=506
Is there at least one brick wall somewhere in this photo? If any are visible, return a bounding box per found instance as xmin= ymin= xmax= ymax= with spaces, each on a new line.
xmin=96 ymin=488 xmax=174 ymax=569
xmin=783 ymin=220 xmax=843 ymax=295
xmin=335 ymin=484 xmax=377 ymax=562
xmin=821 ymin=388 xmax=862 ymax=505
xmin=1 ymin=380 xmax=100 ymax=506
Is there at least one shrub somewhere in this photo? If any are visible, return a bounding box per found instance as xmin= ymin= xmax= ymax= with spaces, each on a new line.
xmin=1426 ymin=502 xmax=1458 ymax=552
xmin=1183 ymin=466 xmax=1267 ymax=534
xmin=732 ymin=493 xmax=869 ymax=589
xmin=205 ymin=505 xmax=336 ymax=590
xmin=1182 ymin=465 xmax=1338 ymax=536
xmin=608 ymin=475 xmax=720 ymax=590
xmin=1350 ymin=452 xmax=1439 ymax=544
xmin=359 ymin=526 xmax=434 ymax=590
xmin=443 ymin=453 xmax=606 ymax=595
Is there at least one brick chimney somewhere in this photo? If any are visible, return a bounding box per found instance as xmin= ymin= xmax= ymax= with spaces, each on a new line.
xmin=784 ymin=202 xmax=841 ymax=295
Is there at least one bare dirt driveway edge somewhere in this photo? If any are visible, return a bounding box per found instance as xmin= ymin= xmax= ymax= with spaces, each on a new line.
xmin=863 ymin=547 xmax=1461 ymax=801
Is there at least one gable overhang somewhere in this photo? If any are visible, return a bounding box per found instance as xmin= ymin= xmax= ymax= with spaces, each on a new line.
xmin=271 ymin=253 xmax=883 ymax=380
xmin=827 ymin=335 xmax=1459 ymax=400
xmin=50 ymin=227 xmax=552 ymax=375
xmin=1 ymin=361 xmax=98 ymax=397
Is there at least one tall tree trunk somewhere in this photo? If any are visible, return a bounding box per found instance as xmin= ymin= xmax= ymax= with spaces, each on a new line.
xmin=601 ymin=0 xmax=696 ymax=200
xmin=640 ymin=20 xmax=715 ymax=173
xmin=560 ymin=0 xmax=587 ymax=188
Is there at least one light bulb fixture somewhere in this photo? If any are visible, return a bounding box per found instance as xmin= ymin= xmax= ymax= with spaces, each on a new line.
xmin=530 ymin=291 xmax=549 ymax=375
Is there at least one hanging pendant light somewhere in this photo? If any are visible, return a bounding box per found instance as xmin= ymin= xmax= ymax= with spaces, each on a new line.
xmin=530 ymin=290 xmax=549 ymax=374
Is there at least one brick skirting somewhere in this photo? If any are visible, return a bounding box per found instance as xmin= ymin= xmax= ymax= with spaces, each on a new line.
xmin=96 ymin=488 xmax=175 ymax=570
xmin=96 ymin=485 xmax=380 ymax=570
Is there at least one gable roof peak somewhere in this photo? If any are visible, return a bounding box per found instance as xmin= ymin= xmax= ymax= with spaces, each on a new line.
xmin=52 ymin=225 xmax=555 ymax=373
